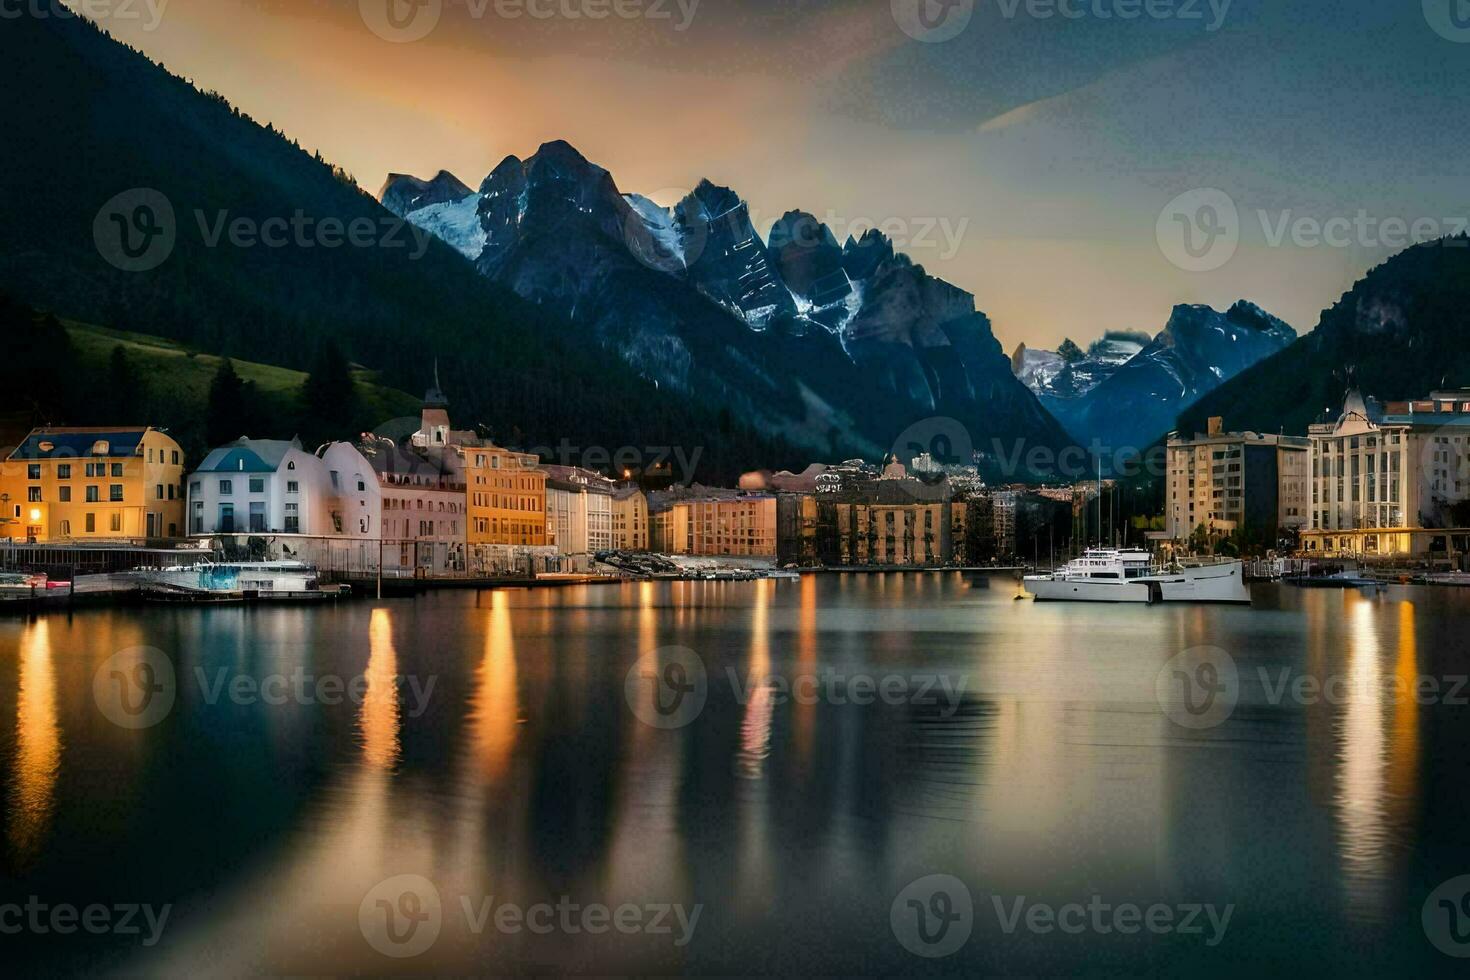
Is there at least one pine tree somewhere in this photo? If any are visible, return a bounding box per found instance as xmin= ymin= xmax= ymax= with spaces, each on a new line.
xmin=300 ymin=339 xmax=358 ymax=444
xmin=205 ymin=358 xmax=247 ymax=447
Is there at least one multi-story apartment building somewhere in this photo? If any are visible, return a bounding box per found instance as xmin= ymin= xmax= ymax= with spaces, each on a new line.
xmin=543 ymin=465 xmax=614 ymax=569
xmin=775 ymin=481 xmax=960 ymax=566
xmin=1 ymin=426 xmax=185 ymax=542
xmin=610 ymin=484 xmax=649 ymax=551
xmin=1303 ymin=389 xmax=1470 ymax=556
xmin=461 ymin=443 xmax=547 ymax=547
xmin=1164 ymin=417 xmax=1310 ymax=544
xmin=651 ymin=494 xmax=777 ymax=557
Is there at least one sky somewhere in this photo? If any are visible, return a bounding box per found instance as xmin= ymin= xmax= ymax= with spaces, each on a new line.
xmin=103 ymin=0 xmax=1470 ymax=352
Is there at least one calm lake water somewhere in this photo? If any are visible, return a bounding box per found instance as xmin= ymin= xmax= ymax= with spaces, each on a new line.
xmin=3 ymin=575 xmax=1469 ymax=975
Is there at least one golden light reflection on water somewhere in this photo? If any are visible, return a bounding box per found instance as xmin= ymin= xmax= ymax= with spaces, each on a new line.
xmin=9 ymin=620 xmax=59 ymax=863
xmin=793 ymin=575 xmax=818 ymax=772
xmin=737 ymin=579 xmax=773 ymax=778
xmin=360 ymin=608 xmax=401 ymax=771
xmin=468 ymin=591 xmax=519 ymax=787
xmin=1332 ymin=591 xmax=1420 ymax=923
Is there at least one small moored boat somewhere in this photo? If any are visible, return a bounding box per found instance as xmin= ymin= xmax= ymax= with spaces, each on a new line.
xmin=140 ymin=561 xmax=349 ymax=603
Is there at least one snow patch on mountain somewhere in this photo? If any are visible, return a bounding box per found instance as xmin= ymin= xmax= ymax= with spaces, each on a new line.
xmin=404 ymin=194 xmax=485 ymax=261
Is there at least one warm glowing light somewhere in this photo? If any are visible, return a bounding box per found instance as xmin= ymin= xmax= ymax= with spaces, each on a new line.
xmin=10 ymin=620 xmax=60 ymax=862
xmin=469 ymin=591 xmax=519 ymax=785
xmin=360 ymin=608 xmax=401 ymax=770
xmin=27 ymin=508 xmax=40 ymax=521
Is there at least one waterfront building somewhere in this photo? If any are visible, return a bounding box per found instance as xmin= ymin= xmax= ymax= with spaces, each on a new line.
xmin=0 ymin=426 xmax=185 ymax=542
xmin=1164 ymin=417 xmax=1310 ymax=545
xmin=775 ymin=480 xmax=956 ymax=566
xmin=991 ymin=489 xmax=1019 ymax=555
xmin=1302 ymin=389 xmax=1470 ymax=557
xmin=358 ymin=384 xmax=471 ymax=575
xmin=460 ymin=442 xmax=555 ymax=575
xmin=544 ymin=465 xmax=615 ymax=569
xmin=651 ymin=493 xmax=777 ymax=557
xmin=186 ymin=437 xmax=377 ymax=538
xmin=610 ymin=484 xmax=649 ymax=551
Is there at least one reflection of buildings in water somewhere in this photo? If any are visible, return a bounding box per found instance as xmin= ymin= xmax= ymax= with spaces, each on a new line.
xmin=9 ymin=620 xmax=59 ymax=864
xmin=734 ymin=580 xmax=775 ymax=916
xmin=604 ymin=582 xmax=688 ymax=910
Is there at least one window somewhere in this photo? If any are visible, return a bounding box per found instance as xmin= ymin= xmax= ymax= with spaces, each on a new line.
xmin=110 ymin=513 xmax=122 ymax=532
xmin=59 ymin=520 xmax=70 ymax=536
xmin=58 ymin=487 xmax=70 ymax=502
xmin=110 ymin=485 xmax=124 ymax=502
xmin=248 ymin=501 xmax=266 ymax=532
xmin=287 ymin=461 xmax=295 ymax=470
xmin=218 ymin=504 xmax=235 ymax=533
xmin=191 ymin=501 xmax=203 ymax=534
xmin=284 ymin=502 xmax=299 ymax=533
xmin=287 ymin=481 xmax=299 ymax=493
xmin=249 ymin=478 xmax=264 ymax=493
xmin=27 ymin=464 xmax=40 ymax=479
xmin=189 ymin=480 xmax=201 ymax=496
xmin=27 ymin=487 xmax=41 ymax=502
xmin=57 ymin=464 xmax=70 ymax=479
xmin=330 ymin=471 xmax=340 ymax=489
xmin=111 ymin=463 xmax=124 ymax=478
xmin=167 ymin=485 xmax=176 ymax=500
xmin=156 ymin=484 xmax=164 ymax=500
xmin=171 ymin=450 xmax=179 ymax=465
xmin=85 ymin=513 xmax=96 ymax=533
xmin=86 ymin=486 xmax=99 ymax=503
xmin=219 ymin=479 xmax=233 ymax=495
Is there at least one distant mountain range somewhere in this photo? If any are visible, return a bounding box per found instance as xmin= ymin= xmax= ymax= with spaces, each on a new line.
xmin=1177 ymin=239 xmax=1470 ymax=438
xmin=1014 ymin=303 xmax=1296 ymax=450
xmin=381 ymin=143 xmax=1073 ymax=467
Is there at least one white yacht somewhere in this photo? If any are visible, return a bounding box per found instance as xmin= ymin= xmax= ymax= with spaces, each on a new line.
xmin=1023 ymin=548 xmax=1251 ymax=604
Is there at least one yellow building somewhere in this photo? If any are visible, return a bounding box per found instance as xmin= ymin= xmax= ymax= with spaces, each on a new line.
xmin=460 ymin=443 xmax=547 ymax=547
xmin=650 ymin=495 xmax=777 ymax=556
xmin=0 ymin=427 xmax=185 ymax=542
xmin=611 ymin=485 xmax=649 ymax=551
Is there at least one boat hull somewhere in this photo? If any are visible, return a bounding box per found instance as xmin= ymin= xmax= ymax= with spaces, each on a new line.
xmin=1024 ymin=577 xmax=1152 ymax=602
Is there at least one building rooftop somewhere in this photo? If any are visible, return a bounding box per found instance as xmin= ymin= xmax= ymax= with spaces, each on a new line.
xmin=9 ymin=426 xmax=158 ymax=461
xmin=193 ymin=437 xmax=302 ymax=473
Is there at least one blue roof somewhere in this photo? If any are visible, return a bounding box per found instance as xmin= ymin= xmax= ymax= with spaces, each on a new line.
xmin=194 ymin=438 xmax=299 ymax=473
xmin=10 ymin=428 xmax=148 ymax=460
